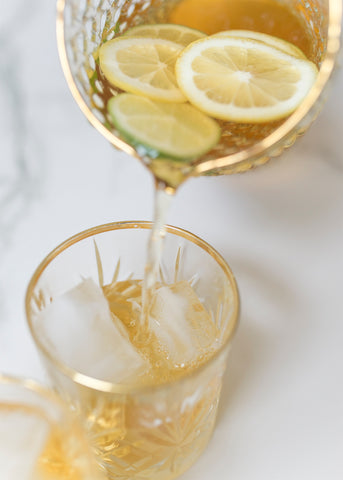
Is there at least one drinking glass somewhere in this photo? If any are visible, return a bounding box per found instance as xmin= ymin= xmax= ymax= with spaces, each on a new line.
xmin=26 ymin=221 xmax=239 ymax=480
xmin=56 ymin=0 xmax=341 ymax=186
xmin=0 ymin=374 xmax=104 ymax=479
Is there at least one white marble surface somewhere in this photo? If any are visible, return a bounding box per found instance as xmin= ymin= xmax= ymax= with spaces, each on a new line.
xmin=0 ymin=1 xmax=342 ymax=478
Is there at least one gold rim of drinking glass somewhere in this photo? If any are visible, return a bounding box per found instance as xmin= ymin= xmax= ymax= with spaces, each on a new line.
xmin=0 ymin=373 xmax=68 ymax=408
xmin=56 ymin=0 xmax=342 ymax=177
xmin=25 ymin=221 xmax=240 ymax=395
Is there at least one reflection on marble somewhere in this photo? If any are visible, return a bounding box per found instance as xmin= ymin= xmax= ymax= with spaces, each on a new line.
xmin=0 ymin=1 xmax=342 ymax=479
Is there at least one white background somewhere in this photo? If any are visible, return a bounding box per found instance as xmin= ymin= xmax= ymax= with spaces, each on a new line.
xmin=0 ymin=1 xmax=342 ymax=479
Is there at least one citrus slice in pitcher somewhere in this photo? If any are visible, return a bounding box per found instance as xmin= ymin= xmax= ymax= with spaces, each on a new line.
xmin=175 ymin=36 xmax=318 ymax=122
xmin=124 ymin=23 xmax=206 ymax=46
xmin=108 ymin=93 xmax=221 ymax=160
xmin=213 ymin=30 xmax=306 ymax=59
xmin=99 ymin=37 xmax=186 ymax=102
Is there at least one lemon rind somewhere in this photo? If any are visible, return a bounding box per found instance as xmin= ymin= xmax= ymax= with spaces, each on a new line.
xmin=213 ymin=30 xmax=306 ymax=59
xmin=99 ymin=37 xmax=186 ymax=103
xmin=108 ymin=94 xmax=221 ymax=160
xmin=123 ymin=23 xmax=207 ymax=46
xmin=175 ymin=37 xmax=318 ymax=123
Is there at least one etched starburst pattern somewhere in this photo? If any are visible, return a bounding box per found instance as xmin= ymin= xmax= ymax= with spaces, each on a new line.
xmin=77 ymin=365 xmax=226 ymax=480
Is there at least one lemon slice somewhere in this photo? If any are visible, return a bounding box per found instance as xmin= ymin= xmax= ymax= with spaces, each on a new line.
xmin=175 ymin=36 xmax=318 ymax=123
xmin=99 ymin=37 xmax=186 ymax=102
xmin=108 ymin=93 xmax=221 ymax=160
xmin=214 ymin=30 xmax=306 ymax=59
xmin=124 ymin=23 xmax=206 ymax=46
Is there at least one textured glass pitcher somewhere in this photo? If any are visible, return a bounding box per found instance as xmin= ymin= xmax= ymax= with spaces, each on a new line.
xmin=57 ymin=0 xmax=342 ymax=186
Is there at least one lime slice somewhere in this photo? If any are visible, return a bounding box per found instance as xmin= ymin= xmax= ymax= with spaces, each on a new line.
xmin=108 ymin=93 xmax=221 ymax=160
xmin=175 ymin=36 xmax=318 ymax=122
xmin=99 ymin=37 xmax=186 ymax=102
xmin=213 ymin=30 xmax=306 ymax=59
xmin=124 ymin=23 xmax=206 ymax=46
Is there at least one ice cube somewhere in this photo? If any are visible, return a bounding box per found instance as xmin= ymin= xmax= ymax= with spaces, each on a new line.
xmin=149 ymin=281 xmax=218 ymax=366
xmin=0 ymin=408 xmax=49 ymax=479
xmin=36 ymin=278 xmax=148 ymax=383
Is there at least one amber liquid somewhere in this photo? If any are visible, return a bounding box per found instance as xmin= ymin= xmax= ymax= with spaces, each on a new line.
xmin=82 ymin=373 xmax=222 ymax=480
xmin=0 ymin=404 xmax=103 ymax=480
xmin=72 ymin=275 xmax=224 ymax=480
xmin=169 ymin=0 xmax=312 ymax=55
xmin=103 ymin=280 xmax=219 ymax=384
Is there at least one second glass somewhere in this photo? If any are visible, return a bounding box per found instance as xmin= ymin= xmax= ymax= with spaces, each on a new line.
xmin=26 ymin=222 xmax=239 ymax=480
xmin=0 ymin=374 xmax=104 ymax=480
